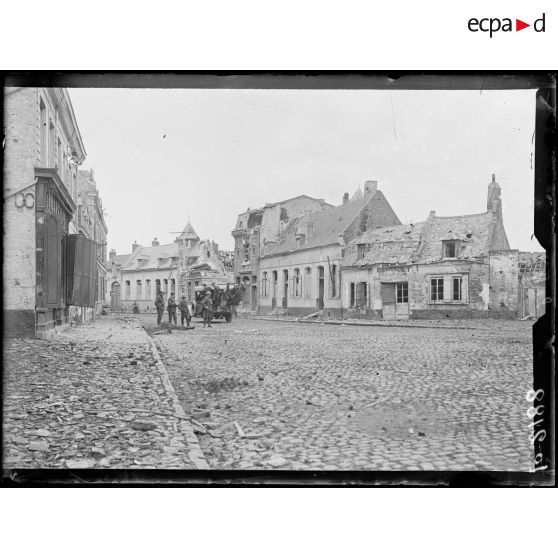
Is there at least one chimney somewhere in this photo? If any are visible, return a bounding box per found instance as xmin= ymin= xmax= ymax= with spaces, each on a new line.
xmin=109 ymin=248 xmax=116 ymax=260
xmin=487 ymin=173 xmax=502 ymax=215
xmin=342 ymin=192 xmax=349 ymax=205
xmin=152 ymin=237 xmax=160 ymax=247
xmin=363 ymin=180 xmax=378 ymax=195
xmin=132 ymin=240 xmax=140 ymax=252
xmin=429 ymin=210 xmax=436 ymax=218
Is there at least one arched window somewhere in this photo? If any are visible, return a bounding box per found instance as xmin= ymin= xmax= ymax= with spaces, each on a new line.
xmin=136 ymin=279 xmax=142 ymax=299
xmin=145 ymin=279 xmax=151 ymax=299
xmin=304 ymin=267 xmax=312 ymax=298
xmin=125 ymin=281 xmax=131 ymax=299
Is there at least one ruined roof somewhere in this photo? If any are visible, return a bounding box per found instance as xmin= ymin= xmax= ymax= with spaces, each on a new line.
xmin=416 ymin=212 xmax=494 ymax=263
xmin=344 ymin=211 xmax=497 ymax=267
xmin=518 ymin=251 xmax=546 ymax=273
xmin=344 ymin=223 xmax=426 ymax=266
xmin=262 ymin=192 xmax=377 ymax=256
xmin=120 ymin=243 xmax=178 ymax=271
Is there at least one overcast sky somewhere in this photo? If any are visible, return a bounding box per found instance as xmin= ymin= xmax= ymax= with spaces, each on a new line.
xmin=68 ymin=87 xmax=539 ymax=254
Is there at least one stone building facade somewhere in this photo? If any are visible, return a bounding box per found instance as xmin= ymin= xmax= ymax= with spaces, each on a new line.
xmin=232 ymin=195 xmax=333 ymax=312
xmin=105 ymin=239 xmax=178 ymax=313
xmin=258 ymin=181 xmax=401 ymax=318
xmin=4 ymin=87 xmax=88 ymax=337
xmin=341 ymin=175 xmax=545 ymax=320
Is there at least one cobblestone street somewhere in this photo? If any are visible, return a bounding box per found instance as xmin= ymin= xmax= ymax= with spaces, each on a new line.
xmin=147 ymin=315 xmax=535 ymax=471
xmin=3 ymin=317 xmax=207 ymax=470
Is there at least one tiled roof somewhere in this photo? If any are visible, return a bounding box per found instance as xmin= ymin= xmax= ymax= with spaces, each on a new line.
xmin=106 ymin=253 xmax=132 ymax=268
xmin=120 ymin=243 xmax=178 ymax=271
xmin=262 ymin=192 xmax=376 ymax=256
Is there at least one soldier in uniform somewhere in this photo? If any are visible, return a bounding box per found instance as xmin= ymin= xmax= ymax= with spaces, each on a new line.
xmin=154 ymin=291 xmax=165 ymax=325
xmin=167 ymin=293 xmax=178 ymax=325
xmin=202 ymin=291 xmax=213 ymax=328
xmin=179 ymin=295 xmax=191 ymax=327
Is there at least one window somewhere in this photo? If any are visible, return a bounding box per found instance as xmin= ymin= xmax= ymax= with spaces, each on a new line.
xmin=49 ymin=121 xmax=56 ymax=166
xmin=125 ymin=281 xmax=131 ymax=298
xmin=357 ymin=244 xmax=366 ymax=260
xmin=244 ymin=244 xmax=249 ymax=262
xmin=330 ymin=264 xmax=337 ymax=297
xmin=430 ymin=278 xmax=444 ymax=301
xmin=262 ymin=272 xmax=268 ymax=297
xmin=293 ymin=268 xmax=301 ymax=297
xmin=295 ymin=234 xmax=305 ymax=248
xmin=145 ymin=279 xmax=151 ymax=299
xmin=155 ymin=279 xmax=161 ymax=293
xmin=396 ymin=282 xmax=408 ymax=303
xmin=163 ymin=279 xmax=168 ymax=293
xmin=39 ymin=99 xmax=47 ymax=166
xmin=304 ymin=267 xmax=312 ymax=298
xmin=171 ymin=278 xmax=176 ymax=294
xmin=136 ymin=280 xmax=142 ymax=299
xmin=443 ymin=241 xmax=457 ymax=258
xmin=452 ymin=276 xmax=462 ymax=301
xmin=350 ymin=283 xmax=355 ymax=308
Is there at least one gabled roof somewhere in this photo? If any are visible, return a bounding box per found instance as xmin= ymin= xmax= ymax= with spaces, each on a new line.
xmin=262 ymin=192 xmax=377 ymax=256
xmin=120 ymin=243 xmax=178 ymax=271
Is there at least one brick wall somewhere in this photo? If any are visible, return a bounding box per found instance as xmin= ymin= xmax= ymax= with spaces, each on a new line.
xmin=3 ymin=88 xmax=38 ymax=316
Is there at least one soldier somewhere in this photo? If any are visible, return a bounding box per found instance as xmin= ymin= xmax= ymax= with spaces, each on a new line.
xmin=179 ymin=295 xmax=191 ymax=327
xmin=154 ymin=291 xmax=165 ymax=325
xmin=167 ymin=293 xmax=178 ymax=325
xmin=201 ymin=291 xmax=213 ymax=328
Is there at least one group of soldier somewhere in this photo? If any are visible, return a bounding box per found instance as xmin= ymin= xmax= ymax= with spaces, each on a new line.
xmin=153 ymin=287 xmax=219 ymax=329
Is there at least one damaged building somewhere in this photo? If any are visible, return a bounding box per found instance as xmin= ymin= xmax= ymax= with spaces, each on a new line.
xmin=232 ymin=194 xmax=333 ymax=312
xmin=258 ymin=181 xmax=401 ymax=318
xmin=342 ymin=175 xmax=546 ymax=320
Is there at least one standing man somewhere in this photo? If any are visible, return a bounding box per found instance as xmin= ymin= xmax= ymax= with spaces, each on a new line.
xmin=202 ymin=291 xmax=213 ymax=328
xmin=179 ymin=295 xmax=191 ymax=327
xmin=167 ymin=293 xmax=178 ymax=325
xmin=155 ymin=290 xmax=165 ymax=325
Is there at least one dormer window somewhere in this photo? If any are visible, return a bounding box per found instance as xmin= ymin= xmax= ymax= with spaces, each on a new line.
xmin=357 ymin=244 xmax=366 ymax=260
xmin=443 ymin=240 xmax=457 ymax=258
xmin=295 ymin=234 xmax=305 ymax=248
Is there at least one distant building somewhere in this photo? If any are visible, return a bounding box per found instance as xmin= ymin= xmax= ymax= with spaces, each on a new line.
xmin=74 ymin=169 xmax=108 ymax=321
xmin=232 ymin=194 xmax=333 ymax=312
xmin=106 ymin=239 xmax=178 ymax=313
xmin=4 ymin=87 xmax=90 ymax=337
xmin=342 ymin=175 xmax=545 ymax=320
xmin=106 ymin=222 xmax=232 ymax=312
xmin=258 ymin=181 xmax=401 ymax=318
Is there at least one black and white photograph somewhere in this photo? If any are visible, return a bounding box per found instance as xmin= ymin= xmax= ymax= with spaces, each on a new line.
xmin=2 ymin=74 xmax=554 ymax=485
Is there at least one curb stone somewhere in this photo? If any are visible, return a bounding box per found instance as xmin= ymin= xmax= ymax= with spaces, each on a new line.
xmin=145 ymin=334 xmax=209 ymax=470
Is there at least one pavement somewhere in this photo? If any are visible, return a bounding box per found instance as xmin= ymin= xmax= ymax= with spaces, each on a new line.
xmin=146 ymin=315 xmax=535 ymax=471
xmin=3 ymin=316 xmax=208 ymax=470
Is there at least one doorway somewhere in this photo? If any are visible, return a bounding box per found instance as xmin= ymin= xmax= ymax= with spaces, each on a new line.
xmin=381 ymin=282 xmax=409 ymax=320
xmin=282 ymin=270 xmax=288 ymax=308
xmin=110 ymin=281 xmax=121 ymax=312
